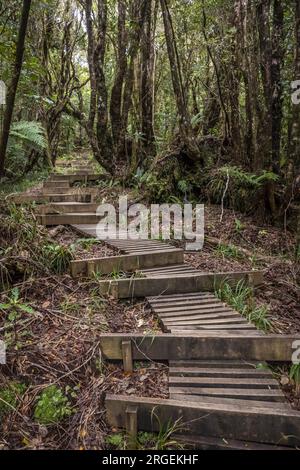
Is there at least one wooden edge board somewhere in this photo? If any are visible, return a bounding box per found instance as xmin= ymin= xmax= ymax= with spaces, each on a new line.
xmin=171 ymin=434 xmax=293 ymax=450
xmin=97 ymin=271 xmax=264 ymax=299
xmin=105 ymin=394 xmax=300 ymax=446
xmin=70 ymin=249 xmax=184 ymax=276
xmin=99 ymin=333 xmax=300 ymax=361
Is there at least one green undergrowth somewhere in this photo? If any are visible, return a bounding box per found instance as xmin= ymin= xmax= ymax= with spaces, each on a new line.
xmin=0 ymin=168 xmax=49 ymax=197
xmin=0 ymin=202 xmax=74 ymax=290
xmin=106 ymin=414 xmax=184 ymax=450
xmin=34 ymin=385 xmax=75 ymax=425
xmin=0 ymin=382 xmax=27 ymax=417
xmin=216 ymin=280 xmax=272 ymax=331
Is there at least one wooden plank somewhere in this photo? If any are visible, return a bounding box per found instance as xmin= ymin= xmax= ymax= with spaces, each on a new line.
xmin=150 ymin=298 xmax=222 ymax=308
xmin=70 ymin=249 xmax=184 ymax=276
xmin=169 ymin=367 xmax=273 ymax=378
xmin=122 ymin=341 xmax=133 ymax=373
xmin=163 ymin=317 xmax=248 ymax=326
xmin=154 ymin=303 xmax=226 ymax=313
xmin=168 ymin=376 xmax=279 ymax=389
xmin=169 ymin=325 xmax=258 ymax=331
xmin=38 ymin=213 xmax=103 ymax=226
xmin=98 ymin=271 xmax=264 ymax=299
xmin=99 ymin=333 xmax=300 ymax=361
xmin=168 ymin=387 xmax=285 ymax=401
xmin=148 ymin=292 xmax=217 ymax=301
xmin=169 ymin=360 xmax=260 ymax=368
xmin=105 ymin=394 xmax=300 ymax=446
xmin=125 ymin=405 xmax=138 ymax=450
xmin=169 ymin=395 xmax=290 ymax=410
xmin=158 ymin=312 xmax=240 ymax=321
xmin=172 ymin=434 xmax=292 ymax=450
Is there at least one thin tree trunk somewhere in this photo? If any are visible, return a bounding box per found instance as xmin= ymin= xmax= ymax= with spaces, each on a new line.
xmin=140 ymin=0 xmax=156 ymax=161
xmin=110 ymin=0 xmax=127 ymax=146
xmin=0 ymin=0 xmax=32 ymax=176
xmin=160 ymin=0 xmax=199 ymax=161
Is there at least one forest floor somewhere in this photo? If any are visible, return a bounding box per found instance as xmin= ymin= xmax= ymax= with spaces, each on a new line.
xmin=0 ymin=177 xmax=299 ymax=449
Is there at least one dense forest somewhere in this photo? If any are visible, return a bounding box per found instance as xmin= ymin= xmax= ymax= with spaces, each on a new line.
xmin=0 ymin=0 xmax=299 ymax=224
xmin=0 ymin=0 xmax=300 ymax=454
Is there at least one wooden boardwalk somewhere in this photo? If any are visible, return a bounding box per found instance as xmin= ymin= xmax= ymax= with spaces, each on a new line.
xmin=16 ymin=172 xmax=300 ymax=449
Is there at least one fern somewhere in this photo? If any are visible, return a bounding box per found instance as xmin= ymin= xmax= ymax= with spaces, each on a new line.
xmin=6 ymin=121 xmax=47 ymax=174
xmin=208 ymin=165 xmax=279 ymax=211
xmin=9 ymin=121 xmax=47 ymax=151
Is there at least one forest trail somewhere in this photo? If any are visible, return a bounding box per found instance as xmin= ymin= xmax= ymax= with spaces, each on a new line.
xmin=15 ymin=163 xmax=299 ymax=450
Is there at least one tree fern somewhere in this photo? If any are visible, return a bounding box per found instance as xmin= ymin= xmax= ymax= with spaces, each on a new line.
xmin=9 ymin=121 xmax=47 ymax=151
xmin=5 ymin=121 xmax=47 ymax=175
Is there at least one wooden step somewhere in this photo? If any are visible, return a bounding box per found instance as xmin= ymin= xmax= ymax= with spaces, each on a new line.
xmin=97 ymin=271 xmax=264 ymax=298
xmin=38 ymin=213 xmax=103 ymax=226
xmin=38 ymin=203 xmax=100 ymax=214
xmin=71 ymin=249 xmax=184 ymax=277
xmin=43 ymin=181 xmax=70 ymax=189
xmin=105 ymin=394 xmax=300 ymax=446
xmin=99 ymin=332 xmax=300 ymax=361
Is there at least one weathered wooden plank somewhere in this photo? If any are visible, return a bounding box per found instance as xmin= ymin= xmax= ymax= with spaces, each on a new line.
xmin=169 ymin=367 xmax=273 ymax=378
xmin=154 ymin=303 xmax=226 ymax=313
xmin=158 ymin=308 xmax=238 ymax=318
xmin=163 ymin=317 xmax=248 ymax=326
xmin=105 ymin=394 xmax=300 ymax=446
xmin=168 ymin=387 xmax=285 ymax=401
xmin=70 ymin=249 xmax=184 ymax=276
xmin=99 ymin=333 xmax=300 ymax=361
xmin=98 ymin=271 xmax=264 ymax=298
xmin=169 ymin=360 xmax=259 ymax=368
xmin=169 ymin=395 xmax=290 ymax=410
xmin=169 ymin=376 xmax=279 ymax=389
xmin=38 ymin=213 xmax=103 ymax=226
xmin=158 ymin=312 xmax=240 ymax=321
xmin=38 ymin=203 xmax=99 ymax=214
xmin=172 ymin=433 xmax=292 ymax=450
xmin=11 ymin=193 xmax=93 ymax=204
xmin=169 ymin=325 xmax=258 ymax=331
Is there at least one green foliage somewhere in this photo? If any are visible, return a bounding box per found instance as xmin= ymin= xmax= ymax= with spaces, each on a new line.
xmin=34 ymin=385 xmax=73 ymax=425
xmin=106 ymin=433 xmax=125 ymax=450
xmin=72 ymin=238 xmax=101 ymax=250
xmin=0 ymin=287 xmax=35 ymax=349
xmin=234 ymin=219 xmax=244 ymax=233
xmin=0 ymin=287 xmax=34 ymax=321
xmin=149 ymin=408 xmax=184 ymax=450
xmin=290 ymin=364 xmax=300 ymax=385
xmin=208 ymin=166 xmax=280 ymax=212
xmin=216 ymin=280 xmax=271 ymax=331
xmin=248 ymin=305 xmax=272 ymax=331
xmin=215 ymin=243 xmax=243 ymax=259
xmin=42 ymin=243 xmax=74 ymax=274
xmin=6 ymin=121 xmax=47 ymax=175
xmin=9 ymin=121 xmax=47 ymax=151
xmin=0 ymin=382 xmax=27 ymax=417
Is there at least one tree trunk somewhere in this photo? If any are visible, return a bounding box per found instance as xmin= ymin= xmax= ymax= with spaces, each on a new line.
xmin=140 ymin=0 xmax=156 ymax=161
xmin=0 ymin=0 xmax=32 ymax=176
xmin=160 ymin=0 xmax=199 ymax=161
xmin=110 ymin=0 xmax=127 ymax=147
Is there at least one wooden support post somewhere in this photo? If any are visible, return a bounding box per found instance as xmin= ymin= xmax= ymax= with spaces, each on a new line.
xmin=122 ymin=340 xmax=133 ymax=373
xmin=125 ymin=405 xmax=138 ymax=450
xmin=87 ymin=260 xmax=95 ymax=277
